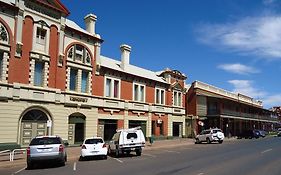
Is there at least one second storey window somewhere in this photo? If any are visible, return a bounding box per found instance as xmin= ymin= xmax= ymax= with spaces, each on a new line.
xmin=173 ymin=90 xmax=182 ymax=107
xmin=155 ymin=88 xmax=165 ymax=105
xmin=133 ymin=83 xmax=145 ymax=102
xmin=0 ymin=52 xmax=3 ymax=81
xmin=70 ymin=68 xmax=78 ymax=91
xmin=105 ymin=77 xmax=120 ymax=98
xmin=81 ymin=71 xmax=89 ymax=93
xmin=36 ymin=28 xmax=46 ymax=46
xmin=34 ymin=60 xmax=44 ymax=86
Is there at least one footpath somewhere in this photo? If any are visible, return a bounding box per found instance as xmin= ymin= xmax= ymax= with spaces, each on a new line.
xmin=0 ymin=138 xmax=235 ymax=169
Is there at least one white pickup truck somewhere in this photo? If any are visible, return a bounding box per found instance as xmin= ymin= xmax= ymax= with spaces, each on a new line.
xmin=108 ymin=127 xmax=146 ymax=157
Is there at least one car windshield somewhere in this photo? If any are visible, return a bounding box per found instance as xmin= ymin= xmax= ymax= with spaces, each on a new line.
xmin=30 ymin=137 xmax=61 ymax=146
xmin=212 ymin=129 xmax=222 ymax=133
xmin=85 ymin=138 xmax=103 ymax=144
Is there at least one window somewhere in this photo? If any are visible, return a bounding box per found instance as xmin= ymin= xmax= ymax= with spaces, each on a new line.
xmin=0 ymin=52 xmax=3 ymax=80
xmin=81 ymin=71 xmax=89 ymax=93
xmin=70 ymin=68 xmax=78 ymax=91
xmin=155 ymin=88 xmax=165 ymax=105
xmin=133 ymin=83 xmax=145 ymax=102
xmin=173 ymin=90 xmax=182 ymax=107
xmin=126 ymin=133 xmax=138 ymax=139
xmin=36 ymin=28 xmax=46 ymax=45
xmin=105 ymin=77 xmax=120 ymax=98
xmin=67 ymin=44 xmax=91 ymax=65
xmin=34 ymin=60 xmax=44 ymax=86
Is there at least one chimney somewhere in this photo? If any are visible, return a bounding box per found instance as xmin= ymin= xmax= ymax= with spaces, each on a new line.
xmin=84 ymin=14 xmax=97 ymax=35
xmin=120 ymin=44 xmax=131 ymax=70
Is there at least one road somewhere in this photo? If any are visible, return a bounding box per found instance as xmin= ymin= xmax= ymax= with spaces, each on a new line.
xmin=2 ymin=137 xmax=281 ymax=175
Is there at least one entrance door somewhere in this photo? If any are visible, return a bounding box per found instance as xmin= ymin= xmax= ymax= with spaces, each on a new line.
xmin=68 ymin=114 xmax=86 ymax=145
xmin=98 ymin=120 xmax=117 ymax=141
xmin=173 ymin=122 xmax=182 ymax=137
xmin=20 ymin=109 xmax=49 ymax=146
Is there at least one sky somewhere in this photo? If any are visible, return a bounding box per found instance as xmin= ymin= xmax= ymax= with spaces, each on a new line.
xmin=61 ymin=0 xmax=281 ymax=109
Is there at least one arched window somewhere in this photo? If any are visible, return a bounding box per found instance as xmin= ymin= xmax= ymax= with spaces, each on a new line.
xmin=0 ymin=24 xmax=9 ymax=44
xmin=67 ymin=44 xmax=91 ymax=65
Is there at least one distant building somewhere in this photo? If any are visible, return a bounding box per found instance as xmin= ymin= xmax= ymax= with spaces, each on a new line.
xmin=186 ymin=81 xmax=279 ymax=137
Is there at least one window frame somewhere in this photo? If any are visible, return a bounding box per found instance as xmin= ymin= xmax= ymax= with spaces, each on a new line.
xmin=133 ymin=82 xmax=146 ymax=103
xmin=69 ymin=68 xmax=78 ymax=91
xmin=33 ymin=60 xmax=44 ymax=87
xmin=104 ymin=76 xmax=121 ymax=99
xmin=155 ymin=87 xmax=165 ymax=105
xmin=173 ymin=90 xmax=182 ymax=107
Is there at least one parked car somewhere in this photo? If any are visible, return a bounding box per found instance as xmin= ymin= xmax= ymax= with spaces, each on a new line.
xmin=108 ymin=127 xmax=145 ymax=157
xmin=80 ymin=137 xmax=107 ymax=160
xmin=277 ymin=131 xmax=281 ymax=137
xmin=237 ymin=130 xmax=259 ymax=139
xmin=195 ymin=128 xmax=224 ymax=144
xmin=255 ymin=130 xmax=266 ymax=138
xmin=27 ymin=136 xmax=67 ymax=169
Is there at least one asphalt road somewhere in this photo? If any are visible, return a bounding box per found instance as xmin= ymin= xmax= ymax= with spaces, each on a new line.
xmin=3 ymin=137 xmax=281 ymax=175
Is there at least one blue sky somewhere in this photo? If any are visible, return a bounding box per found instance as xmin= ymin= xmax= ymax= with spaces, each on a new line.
xmin=61 ymin=0 xmax=281 ymax=109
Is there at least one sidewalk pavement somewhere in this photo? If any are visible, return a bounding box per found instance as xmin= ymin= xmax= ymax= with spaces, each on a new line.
xmin=0 ymin=137 xmax=236 ymax=169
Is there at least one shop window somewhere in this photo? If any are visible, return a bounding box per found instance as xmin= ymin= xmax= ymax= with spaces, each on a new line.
xmin=34 ymin=60 xmax=44 ymax=86
xmin=133 ymin=83 xmax=145 ymax=102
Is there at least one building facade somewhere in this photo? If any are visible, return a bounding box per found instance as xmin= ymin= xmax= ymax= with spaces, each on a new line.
xmin=0 ymin=0 xmax=187 ymax=147
xmin=187 ymin=81 xmax=279 ymax=137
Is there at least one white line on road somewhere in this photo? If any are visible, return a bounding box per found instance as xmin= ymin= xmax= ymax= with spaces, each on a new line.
xmin=142 ymin=153 xmax=157 ymax=158
xmin=73 ymin=162 xmax=77 ymax=171
xmin=261 ymin=149 xmax=272 ymax=154
xmin=197 ymin=173 xmax=205 ymax=175
xmin=114 ymin=158 xmax=123 ymax=163
xmin=12 ymin=166 xmax=26 ymax=175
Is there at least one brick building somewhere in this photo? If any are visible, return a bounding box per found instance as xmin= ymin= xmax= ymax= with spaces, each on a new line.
xmin=0 ymin=0 xmax=187 ymax=147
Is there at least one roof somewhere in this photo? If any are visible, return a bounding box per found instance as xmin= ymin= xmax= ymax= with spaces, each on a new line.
xmin=65 ymin=19 xmax=102 ymax=41
xmin=100 ymin=56 xmax=168 ymax=84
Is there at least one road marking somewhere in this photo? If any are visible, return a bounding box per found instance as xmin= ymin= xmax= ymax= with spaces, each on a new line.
xmin=261 ymin=149 xmax=272 ymax=154
xmin=164 ymin=150 xmax=181 ymax=154
xmin=114 ymin=158 xmax=123 ymax=163
xmin=12 ymin=166 xmax=26 ymax=175
xmin=73 ymin=162 xmax=77 ymax=171
xmin=197 ymin=173 xmax=204 ymax=175
xmin=142 ymin=153 xmax=157 ymax=158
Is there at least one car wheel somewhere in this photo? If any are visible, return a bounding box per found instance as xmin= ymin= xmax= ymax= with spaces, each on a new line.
xmin=136 ymin=149 xmax=142 ymax=156
xmin=195 ymin=138 xmax=200 ymax=144
xmin=218 ymin=140 xmax=223 ymax=144
xmin=79 ymin=156 xmax=84 ymax=161
xmin=104 ymin=155 xmax=107 ymax=160
xmin=206 ymin=138 xmax=211 ymax=144
xmin=60 ymin=159 xmax=65 ymax=166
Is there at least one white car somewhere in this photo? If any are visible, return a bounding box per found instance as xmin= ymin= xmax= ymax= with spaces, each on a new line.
xmin=195 ymin=128 xmax=224 ymax=144
xmin=80 ymin=137 xmax=107 ymax=160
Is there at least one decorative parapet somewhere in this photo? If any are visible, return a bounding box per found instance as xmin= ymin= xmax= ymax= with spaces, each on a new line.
xmin=193 ymin=81 xmax=263 ymax=107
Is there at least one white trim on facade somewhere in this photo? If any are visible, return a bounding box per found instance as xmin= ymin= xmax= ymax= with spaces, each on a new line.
xmin=133 ymin=82 xmax=146 ymax=103
xmin=104 ymin=76 xmax=121 ymax=99
xmin=155 ymin=87 xmax=165 ymax=105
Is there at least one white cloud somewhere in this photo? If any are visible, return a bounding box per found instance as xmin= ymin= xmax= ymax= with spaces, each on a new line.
xmin=218 ymin=63 xmax=259 ymax=74
xmin=228 ymin=80 xmax=281 ymax=108
xmin=228 ymin=80 xmax=266 ymax=99
xmin=262 ymin=94 xmax=281 ymax=107
xmin=263 ymin=0 xmax=276 ymax=5
xmin=198 ymin=15 xmax=281 ymax=60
